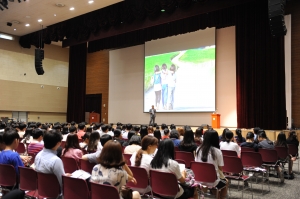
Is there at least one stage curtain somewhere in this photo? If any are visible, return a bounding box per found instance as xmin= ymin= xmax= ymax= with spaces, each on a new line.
xmin=67 ymin=43 xmax=87 ymax=123
xmin=235 ymin=0 xmax=286 ymax=129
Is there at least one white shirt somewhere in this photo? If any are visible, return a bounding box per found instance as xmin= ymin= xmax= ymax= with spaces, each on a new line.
xmin=124 ymin=145 xmax=141 ymax=154
xmin=122 ymin=131 xmax=129 ymax=139
xmin=62 ymin=133 xmax=69 ymax=141
xmin=130 ymin=152 xmax=153 ymax=175
xmin=195 ymin=147 xmax=223 ymax=187
xmin=100 ymin=131 xmax=114 ymax=137
xmin=220 ymin=141 xmax=240 ymax=156
xmin=18 ymin=131 xmax=26 ymax=138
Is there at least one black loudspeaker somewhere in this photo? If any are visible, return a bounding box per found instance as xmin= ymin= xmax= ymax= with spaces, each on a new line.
xmin=35 ymin=49 xmax=44 ymax=75
xmin=268 ymin=0 xmax=287 ymax=37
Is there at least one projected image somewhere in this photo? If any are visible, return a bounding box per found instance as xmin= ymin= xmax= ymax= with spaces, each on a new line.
xmin=144 ymin=46 xmax=216 ymax=112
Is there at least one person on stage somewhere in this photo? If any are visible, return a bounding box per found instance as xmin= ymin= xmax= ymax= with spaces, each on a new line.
xmin=149 ymin=105 xmax=156 ymax=125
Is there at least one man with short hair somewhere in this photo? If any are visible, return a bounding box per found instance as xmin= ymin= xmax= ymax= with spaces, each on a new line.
xmin=36 ymin=122 xmax=42 ymax=130
xmin=149 ymin=105 xmax=156 ymax=125
xmin=17 ymin=123 xmax=27 ymax=138
xmin=122 ymin=123 xmax=132 ymax=139
xmin=35 ymin=130 xmax=68 ymax=189
xmin=77 ymin=122 xmax=86 ymax=139
xmin=28 ymin=129 xmax=44 ymax=154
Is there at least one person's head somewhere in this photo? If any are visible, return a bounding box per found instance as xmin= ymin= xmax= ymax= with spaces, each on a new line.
xmin=32 ymin=129 xmax=44 ymax=140
xmin=276 ymin=132 xmax=287 ymax=147
xmin=69 ymin=126 xmax=77 ymax=133
xmin=94 ymin=123 xmax=101 ymax=130
xmin=163 ymin=129 xmax=169 ymax=136
xmin=29 ymin=123 xmax=37 ymax=129
xmin=177 ymin=127 xmax=185 ymax=137
xmin=36 ymin=122 xmax=42 ymax=128
xmin=18 ymin=123 xmax=26 ymax=131
xmin=181 ymin=129 xmax=195 ymax=145
xmin=101 ymin=124 xmax=108 ymax=132
xmin=161 ymin=123 xmax=167 ymax=130
xmin=170 ymin=124 xmax=176 ymax=130
xmin=258 ymin=130 xmax=267 ymax=141
xmin=148 ymin=126 xmax=154 ymax=134
xmin=153 ymin=123 xmax=157 ymax=128
xmin=288 ymin=131 xmax=297 ymax=141
xmin=154 ymin=65 xmax=160 ymax=72
xmin=87 ymin=131 xmax=101 ymax=152
xmin=129 ymin=135 xmax=141 ymax=145
xmin=246 ymin=132 xmax=254 ymax=141
xmin=153 ymin=129 xmax=161 ymax=141
xmin=151 ymin=105 xmax=154 ymax=109
xmin=197 ymin=130 xmax=220 ymax=162
xmin=3 ymin=129 xmax=20 ymax=149
xmin=86 ymin=127 xmax=93 ymax=133
xmin=100 ymin=134 xmax=113 ymax=146
xmin=125 ymin=123 xmax=132 ymax=131
xmin=98 ymin=140 xmax=125 ymax=168
xmin=113 ymin=129 xmax=122 ymax=139
xmin=78 ymin=122 xmax=86 ymax=130
xmin=140 ymin=126 xmax=148 ymax=139
xmin=0 ymin=122 xmax=6 ymax=130
xmin=63 ymin=133 xmax=80 ymax=155
xmin=41 ymin=124 xmax=49 ymax=131
xmin=81 ymin=132 xmax=91 ymax=143
xmin=253 ymin=127 xmax=260 ymax=135
xmin=24 ymin=128 xmax=33 ymax=138
xmin=134 ymin=126 xmax=140 ymax=133
xmin=43 ymin=130 xmax=63 ymax=150
xmin=53 ymin=124 xmax=62 ymax=131
xmin=225 ymin=131 xmax=234 ymax=143
xmin=170 ymin=129 xmax=179 ymax=139
xmin=162 ymin=63 xmax=167 ymax=70
xmin=151 ymin=139 xmax=174 ymax=169
xmin=169 ymin=64 xmax=176 ymax=72
xmin=128 ymin=131 xmax=135 ymax=141
xmin=0 ymin=131 xmax=5 ymax=151
xmin=195 ymin=127 xmax=203 ymax=138
xmin=70 ymin=121 xmax=76 ymax=126
xmin=108 ymin=125 xmax=112 ymax=131
xmin=235 ymin=128 xmax=242 ymax=140
xmin=62 ymin=126 xmax=69 ymax=135
xmin=135 ymin=135 xmax=158 ymax=166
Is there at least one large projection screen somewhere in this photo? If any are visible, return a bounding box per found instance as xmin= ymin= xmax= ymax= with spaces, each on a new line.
xmin=144 ymin=28 xmax=216 ymax=112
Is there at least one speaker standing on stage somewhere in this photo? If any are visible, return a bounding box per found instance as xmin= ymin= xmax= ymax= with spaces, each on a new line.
xmin=149 ymin=105 xmax=156 ymax=125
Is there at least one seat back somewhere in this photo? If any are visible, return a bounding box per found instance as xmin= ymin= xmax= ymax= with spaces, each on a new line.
xmin=62 ymin=156 xmax=79 ymax=173
xmin=190 ymin=161 xmax=217 ymax=184
xmin=241 ymin=152 xmax=263 ymax=167
xmin=0 ymin=164 xmax=16 ymax=187
xmin=259 ymin=148 xmax=278 ymax=163
xmin=37 ymin=172 xmax=60 ymax=198
xmin=127 ymin=166 xmax=149 ymax=189
xmin=175 ymin=151 xmax=194 ymax=168
xmin=80 ymin=159 xmax=96 ymax=173
xmin=149 ymin=170 xmax=179 ymax=198
xmin=221 ymin=150 xmax=238 ymax=157
xmin=241 ymin=147 xmax=255 ymax=152
xmin=19 ymin=167 xmax=37 ymax=191
xmin=123 ymin=153 xmax=132 ymax=165
xmin=16 ymin=142 xmax=26 ymax=154
xmin=63 ymin=175 xmax=89 ymax=199
xmin=275 ymin=146 xmax=289 ymax=160
xmin=288 ymin=144 xmax=298 ymax=156
xmin=223 ymin=156 xmax=243 ymax=174
xmin=90 ymin=182 xmax=120 ymax=199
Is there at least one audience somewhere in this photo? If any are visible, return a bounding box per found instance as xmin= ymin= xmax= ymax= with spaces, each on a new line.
xmin=147 ymin=126 xmax=154 ymax=136
xmin=122 ymin=123 xmax=133 ymax=139
xmin=194 ymin=127 xmax=203 ymax=145
xmin=123 ymin=131 xmax=135 ymax=147
xmin=90 ymin=140 xmax=141 ymax=199
xmin=17 ymin=123 xmax=27 ymax=139
xmin=257 ymin=130 xmax=274 ymax=149
xmin=153 ymin=129 xmax=162 ymax=142
xmin=124 ymin=135 xmax=142 ymax=154
xmin=62 ymin=133 xmax=83 ymax=166
xmin=27 ymin=129 xmax=44 ymax=154
xmin=80 ymin=131 xmax=91 ymax=150
xmin=240 ymin=132 xmax=258 ymax=152
xmin=140 ymin=126 xmax=148 ymax=139
xmin=114 ymin=129 xmax=125 ymax=146
xmin=220 ymin=130 xmax=240 ymax=156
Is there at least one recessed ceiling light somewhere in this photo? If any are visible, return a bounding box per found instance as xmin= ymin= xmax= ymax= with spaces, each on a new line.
xmin=54 ymin=14 xmax=56 ymax=16
xmin=25 ymin=24 xmax=30 ymax=27
xmin=88 ymin=1 xmax=94 ymax=4
xmin=14 ymin=29 xmax=16 ymax=31
xmin=69 ymin=7 xmax=74 ymax=10
xmin=26 ymin=16 xmax=31 ymax=18
xmin=38 ymin=19 xmax=42 ymax=22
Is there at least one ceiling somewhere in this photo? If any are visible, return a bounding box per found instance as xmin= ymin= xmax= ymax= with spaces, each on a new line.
xmin=0 ymin=0 xmax=123 ymax=37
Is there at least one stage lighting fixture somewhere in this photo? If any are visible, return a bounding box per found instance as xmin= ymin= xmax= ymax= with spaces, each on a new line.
xmin=0 ymin=0 xmax=9 ymax=9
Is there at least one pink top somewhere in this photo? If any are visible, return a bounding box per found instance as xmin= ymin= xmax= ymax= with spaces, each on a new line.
xmin=28 ymin=143 xmax=44 ymax=154
xmin=62 ymin=148 xmax=83 ymax=165
xmin=77 ymin=130 xmax=85 ymax=139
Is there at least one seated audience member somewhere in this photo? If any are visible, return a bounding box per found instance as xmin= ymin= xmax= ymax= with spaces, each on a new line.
xmin=147 ymin=126 xmax=154 ymax=136
xmin=253 ymin=127 xmax=260 ymax=144
xmin=100 ymin=124 xmax=109 ymax=137
xmin=240 ymin=132 xmax=258 ymax=152
xmin=0 ymin=130 xmax=27 ymax=175
xmin=124 ymin=135 xmax=142 ymax=154
xmin=179 ymin=129 xmax=198 ymax=155
xmin=194 ymin=127 xmax=203 ymax=145
xmin=235 ymin=128 xmax=246 ymax=143
xmin=35 ymin=130 xmax=68 ymax=189
xmin=220 ymin=130 xmax=240 ymax=156
xmin=275 ymin=132 xmax=294 ymax=179
xmin=195 ymin=130 xmax=228 ymax=199
xmin=219 ymin=128 xmax=229 ymax=142
xmin=177 ymin=127 xmax=185 ymax=141
xmin=77 ymin=122 xmax=86 ymax=139
xmin=61 ymin=126 xmax=69 ymax=141
xmin=161 ymin=124 xmax=167 ymax=137
xmin=170 ymin=129 xmax=181 ymax=147
xmin=0 ymin=131 xmax=5 ymax=151
xmin=151 ymin=139 xmax=197 ymax=199
xmin=162 ymin=129 xmax=170 ymax=140
xmin=134 ymin=126 xmax=141 ymax=136
xmin=170 ymin=124 xmax=176 ymax=130
xmin=80 ymin=132 xmax=91 ymax=150
xmin=21 ymin=127 xmax=33 ymax=144
xmin=28 ymin=129 xmax=44 ymax=154
xmin=90 ymin=140 xmax=141 ymax=199
xmin=114 ymin=129 xmax=125 ymax=146
xmin=130 ymin=136 xmax=158 ymax=173
xmin=107 ymin=125 xmax=114 ymax=137
xmin=62 ymin=133 xmax=83 ymax=166
xmin=82 ymin=134 xmax=112 ymax=163
xmin=257 ymin=130 xmax=274 ymax=149
xmin=123 ymin=131 xmax=136 ymax=147
xmin=287 ymin=131 xmax=299 ymax=154
xmin=0 ymin=122 xmax=6 ymax=132
xmin=122 ymin=123 xmax=133 ymax=139
xmin=140 ymin=126 xmax=148 ymax=139
xmin=17 ymin=123 xmax=27 ymax=139
xmin=87 ymin=131 xmax=101 ymax=153
xmin=153 ymin=129 xmax=162 ymax=142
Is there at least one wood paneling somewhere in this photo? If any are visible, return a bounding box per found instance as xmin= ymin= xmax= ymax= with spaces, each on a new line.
xmin=86 ymin=50 xmax=109 ymax=123
xmin=0 ymin=79 xmax=67 ymax=113
xmin=286 ymin=2 xmax=300 ymax=127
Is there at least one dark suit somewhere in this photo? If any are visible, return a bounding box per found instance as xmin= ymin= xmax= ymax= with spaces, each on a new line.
xmin=149 ymin=108 xmax=156 ymax=125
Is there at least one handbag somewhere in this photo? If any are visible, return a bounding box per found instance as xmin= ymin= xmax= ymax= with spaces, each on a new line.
xmin=121 ymin=186 xmax=133 ymax=199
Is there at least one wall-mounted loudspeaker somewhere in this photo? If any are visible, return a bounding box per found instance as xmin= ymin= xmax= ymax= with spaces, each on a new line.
xmin=35 ymin=49 xmax=44 ymax=75
xmin=268 ymin=0 xmax=287 ymax=37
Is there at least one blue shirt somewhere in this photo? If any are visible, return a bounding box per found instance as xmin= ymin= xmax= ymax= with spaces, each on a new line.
xmin=0 ymin=150 xmax=24 ymax=175
xmin=35 ymin=148 xmax=65 ymax=188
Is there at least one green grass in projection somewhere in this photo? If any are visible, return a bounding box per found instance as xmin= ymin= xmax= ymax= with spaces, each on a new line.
xmin=179 ymin=48 xmax=215 ymax=63
xmin=145 ymin=52 xmax=179 ymax=91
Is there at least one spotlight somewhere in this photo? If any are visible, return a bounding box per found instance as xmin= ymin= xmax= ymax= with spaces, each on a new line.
xmin=7 ymin=22 xmax=12 ymax=26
